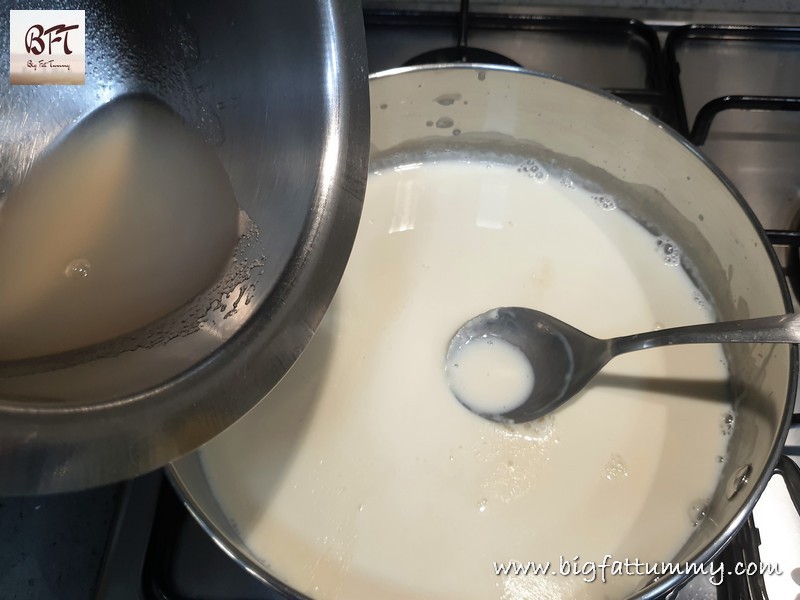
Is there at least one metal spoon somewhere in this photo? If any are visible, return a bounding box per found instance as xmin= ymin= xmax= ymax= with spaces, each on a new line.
xmin=445 ymin=308 xmax=800 ymax=423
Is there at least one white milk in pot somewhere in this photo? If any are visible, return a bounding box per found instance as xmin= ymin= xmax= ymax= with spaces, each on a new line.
xmin=201 ymin=156 xmax=733 ymax=600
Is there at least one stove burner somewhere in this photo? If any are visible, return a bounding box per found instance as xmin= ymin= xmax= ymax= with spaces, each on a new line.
xmin=403 ymin=0 xmax=520 ymax=68
xmin=403 ymin=46 xmax=520 ymax=67
xmin=404 ymin=46 xmax=519 ymax=67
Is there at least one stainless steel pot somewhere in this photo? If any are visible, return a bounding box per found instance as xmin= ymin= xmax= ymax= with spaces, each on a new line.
xmin=0 ymin=0 xmax=369 ymax=495
xmin=170 ymin=65 xmax=800 ymax=599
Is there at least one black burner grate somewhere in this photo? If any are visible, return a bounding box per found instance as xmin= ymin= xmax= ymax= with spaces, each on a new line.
xmin=665 ymin=25 xmax=800 ymax=255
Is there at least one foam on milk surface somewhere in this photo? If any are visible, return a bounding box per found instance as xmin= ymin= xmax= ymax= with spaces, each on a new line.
xmin=201 ymin=160 xmax=732 ymax=600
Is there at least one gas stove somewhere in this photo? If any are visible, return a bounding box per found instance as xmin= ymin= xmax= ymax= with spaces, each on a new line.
xmin=3 ymin=4 xmax=800 ymax=600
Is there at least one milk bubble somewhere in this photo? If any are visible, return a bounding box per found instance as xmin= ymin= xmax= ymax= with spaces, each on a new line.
xmin=517 ymin=159 xmax=548 ymax=183
xmin=592 ymin=194 xmax=616 ymax=211
xmin=656 ymin=236 xmax=681 ymax=267
xmin=689 ymin=500 xmax=709 ymax=527
xmin=720 ymin=412 xmax=735 ymax=436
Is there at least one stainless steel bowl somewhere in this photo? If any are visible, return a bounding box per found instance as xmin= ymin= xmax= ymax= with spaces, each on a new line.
xmin=0 ymin=0 xmax=369 ymax=495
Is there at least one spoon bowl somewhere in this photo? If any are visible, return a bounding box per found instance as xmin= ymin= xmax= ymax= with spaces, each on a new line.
xmin=446 ymin=307 xmax=800 ymax=423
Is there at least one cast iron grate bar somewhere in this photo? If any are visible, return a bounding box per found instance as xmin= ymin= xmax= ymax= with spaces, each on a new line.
xmin=766 ymin=230 xmax=800 ymax=248
xmin=673 ymin=24 xmax=800 ymax=43
xmin=665 ymin=24 xmax=800 ymax=137
xmin=690 ymin=95 xmax=800 ymax=146
xmin=665 ymin=24 xmax=800 ymax=265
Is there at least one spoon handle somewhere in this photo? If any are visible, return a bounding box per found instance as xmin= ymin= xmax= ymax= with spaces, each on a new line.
xmin=610 ymin=313 xmax=800 ymax=356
